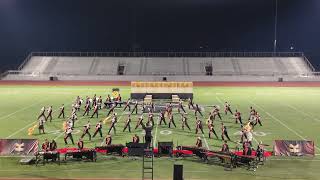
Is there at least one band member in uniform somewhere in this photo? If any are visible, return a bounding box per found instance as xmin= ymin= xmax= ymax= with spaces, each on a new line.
xmin=42 ymin=139 xmax=50 ymax=152
xmin=221 ymin=123 xmax=231 ymax=141
xmin=234 ymin=109 xmax=243 ymax=124
xmin=195 ymin=117 xmax=204 ymax=134
xmin=108 ymin=113 xmax=117 ymax=135
xmin=212 ymin=106 xmax=222 ymax=120
xmin=58 ymin=104 xmax=65 ymax=118
xmin=248 ymin=106 xmax=256 ymax=120
xmin=135 ymin=115 xmax=144 ymax=130
xmin=92 ymin=94 xmax=97 ymax=108
xmin=132 ymin=134 xmax=140 ymax=143
xmin=123 ymin=98 xmax=131 ymax=112
xmin=116 ymin=94 xmax=122 ymax=107
xmin=194 ymin=104 xmax=203 ymax=116
xmin=46 ymin=106 xmax=53 ymax=122
xmin=168 ymin=113 xmax=177 ymax=128
xmin=141 ymin=122 xmax=153 ymax=148
xmin=83 ymin=102 xmax=90 ymax=116
xmin=131 ymin=101 xmax=139 ymax=114
xmin=77 ymin=138 xmax=84 ymax=150
xmin=196 ymin=137 xmax=202 ymax=148
xmin=147 ymin=110 xmax=155 ymax=126
xmin=178 ymin=100 xmax=186 ymax=113
xmin=123 ymin=114 xmax=132 ymax=132
xmin=224 ymin=102 xmax=233 ymax=115
xmin=105 ymin=94 xmax=112 ymax=108
xmin=81 ymin=121 xmax=91 ymax=141
xmin=93 ymin=120 xmax=103 ymax=138
xmin=97 ymin=96 xmax=103 ymax=109
xmin=38 ymin=107 xmax=47 ymax=121
xmin=254 ymin=112 xmax=263 ymax=126
xmin=90 ymin=104 xmax=99 ymax=118
xmin=64 ymin=127 xmax=74 ymax=145
xmin=49 ymin=139 xmax=57 ymax=151
xmin=159 ymin=111 xmax=167 ymax=125
xmin=38 ymin=117 xmax=45 ymax=134
xmin=221 ymin=141 xmax=230 ymax=152
xmin=181 ymin=114 xmax=191 ymax=131
xmin=166 ymin=103 xmax=173 ymax=117
xmin=208 ymin=122 xmax=219 ymax=139
xmin=107 ymin=104 xmax=116 ymax=117
xmin=188 ymin=98 xmax=194 ymax=109
xmin=106 ymin=135 xmax=112 ymax=145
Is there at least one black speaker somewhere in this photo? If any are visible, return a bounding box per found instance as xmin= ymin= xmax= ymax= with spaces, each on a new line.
xmin=173 ymin=164 xmax=183 ymax=180
xmin=49 ymin=76 xmax=58 ymax=81
xmin=163 ymin=77 xmax=167 ymax=81
xmin=278 ymin=77 xmax=283 ymax=82
xmin=158 ymin=141 xmax=173 ymax=157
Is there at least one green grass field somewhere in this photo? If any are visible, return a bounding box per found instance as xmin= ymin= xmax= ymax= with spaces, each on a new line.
xmin=0 ymin=85 xmax=319 ymax=180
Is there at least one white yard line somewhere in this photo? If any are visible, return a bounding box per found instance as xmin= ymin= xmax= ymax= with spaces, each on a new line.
xmin=153 ymin=116 xmax=160 ymax=148
xmin=202 ymin=133 xmax=210 ymax=150
xmin=285 ymin=103 xmax=320 ymax=123
xmin=0 ymin=98 xmax=49 ymax=121
xmin=249 ymin=100 xmax=320 ymax=151
xmin=216 ymin=96 xmax=259 ymax=144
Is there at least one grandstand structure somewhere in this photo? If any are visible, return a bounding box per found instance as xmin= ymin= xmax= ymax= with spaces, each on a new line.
xmin=1 ymin=52 xmax=317 ymax=82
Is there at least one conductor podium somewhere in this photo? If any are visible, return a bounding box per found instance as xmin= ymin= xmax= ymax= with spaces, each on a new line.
xmin=131 ymin=82 xmax=193 ymax=100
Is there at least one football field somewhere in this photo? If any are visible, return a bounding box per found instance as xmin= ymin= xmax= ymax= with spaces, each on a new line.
xmin=0 ymin=84 xmax=319 ymax=180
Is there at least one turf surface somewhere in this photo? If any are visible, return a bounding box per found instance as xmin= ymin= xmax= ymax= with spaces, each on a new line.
xmin=0 ymin=85 xmax=319 ymax=179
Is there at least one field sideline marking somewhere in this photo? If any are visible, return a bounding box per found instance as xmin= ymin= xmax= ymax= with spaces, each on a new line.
xmin=284 ymin=103 xmax=320 ymax=123
xmin=249 ymin=100 xmax=320 ymax=152
xmin=215 ymin=96 xmax=259 ymax=144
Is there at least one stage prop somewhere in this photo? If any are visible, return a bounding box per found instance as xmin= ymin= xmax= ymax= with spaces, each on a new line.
xmin=131 ymin=82 xmax=193 ymax=99
xmin=0 ymin=139 xmax=38 ymax=156
xmin=158 ymin=142 xmax=173 ymax=157
xmin=35 ymin=151 xmax=60 ymax=165
xmin=274 ymin=140 xmax=315 ymax=156
xmin=126 ymin=142 xmax=147 ymax=156
xmin=64 ymin=149 xmax=97 ymax=162
xmin=95 ymin=144 xmax=125 ymax=156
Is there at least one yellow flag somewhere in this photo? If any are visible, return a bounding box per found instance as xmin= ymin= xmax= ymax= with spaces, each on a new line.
xmin=28 ymin=124 xmax=38 ymax=136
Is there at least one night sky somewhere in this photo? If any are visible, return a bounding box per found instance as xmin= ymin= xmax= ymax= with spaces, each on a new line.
xmin=0 ymin=0 xmax=319 ymax=71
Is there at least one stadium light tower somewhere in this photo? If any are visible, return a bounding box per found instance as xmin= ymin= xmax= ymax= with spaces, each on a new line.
xmin=273 ymin=0 xmax=278 ymax=55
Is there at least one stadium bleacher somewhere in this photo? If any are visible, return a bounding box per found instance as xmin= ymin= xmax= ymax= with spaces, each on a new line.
xmin=1 ymin=52 xmax=316 ymax=81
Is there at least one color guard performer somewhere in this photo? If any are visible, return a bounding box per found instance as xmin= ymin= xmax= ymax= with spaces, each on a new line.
xmin=188 ymin=98 xmax=194 ymax=109
xmin=135 ymin=115 xmax=144 ymax=130
xmin=90 ymin=104 xmax=99 ymax=118
xmin=254 ymin=112 xmax=263 ymax=126
xmin=108 ymin=113 xmax=117 ymax=135
xmin=168 ymin=113 xmax=177 ymax=128
xmin=83 ymin=102 xmax=90 ymax=116
xmin=178 ymin=100 xmax=186 ymax=113
xmin=93 ymin=120 xmax=103 ymax=138
xmin=46 ymin=106 xmax=53 ymax=122
xmin=181 ymin=114 xmax=191 ymax=131
xmin=38 ymin=117 xmax=45 ymax=134
xmin=159 ymin=111 xmax=167 ymax=125
xmin=221 ymin=141 xmax=230 ymax=153
xmin=123 ymin=98 xmax=131 ymax=112
xmin=194 ymin=104 xmax=203 ymax=116
xmin=224 ymin=102 xmax=233 ymax=115
xmin=81 ymin=121 xmax=91 ymax=141
xmin=212 ymin=105 xmax=222 ymax=120
xmin=248 ymin=106 xmax=256 ymax=120
xmin=107 ymin=104 xmax=117 ymax=117
xmin=196 ymin=137 xmax=202 ymax=148
xmin=234 ymin=109 xmax=243 ymax=124
xmin=195 ymin=117 xmax=204 ymax=134
xmin=131 ymin=101 xmax=139 ymax=114
xmin=221 ymin=123 xmax=231 ymax=141
xmin=123 ymin=114 xmax=132 ymax=132
xmin=208 ymin=122 xmax=219 ymax=139
xmin=77 ymin=138 xmax=84 ymax=150
xmin=147 ymin=110 xmax=155 ymax=126
xmin=64 ymin=127 xmax=74 ymax=145
xmin=38 ymin=107 xmax=47 ymax=121
xmin=58 ymin=104 xmax=65 ymax=118
xmin=132 ymin=134 xmax=140 ymax=143
xmin=105 ymin=135 xmax=112 ymax=145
